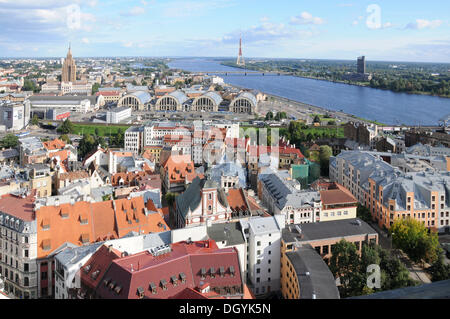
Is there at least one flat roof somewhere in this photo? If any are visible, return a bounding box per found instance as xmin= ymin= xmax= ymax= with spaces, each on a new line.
xmin=283 ymin=218 xmax=377 ymax=243
xmin=207 ymin=222 xmax=245 ymax=246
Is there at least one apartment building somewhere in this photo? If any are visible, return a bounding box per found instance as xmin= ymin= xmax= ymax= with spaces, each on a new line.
xmin=258 ymin=169 xmax=357 ymax=225
xmin=240 ymin=215 xmax=284 ymax=297
xmin=0 ymin=192 xmax=38 ymax=299
xmin=330 ymin=150 xmax=450 ymax=233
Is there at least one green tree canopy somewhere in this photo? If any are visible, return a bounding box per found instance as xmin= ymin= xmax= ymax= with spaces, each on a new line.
xmin=319 ymin=145 xmax=333 ymax=177
xmin=0 ymin=134 xmax=19 ymax=149
xmin=390 ymin=219 xmax=442 ymax=264
xmin=91 ymin=83 xmax=100 ymax=95
xmin=31 ymin=114 xmax=39 ymax=126
xmin=265 ymin=112 xmax=274 ymax=121
xmin=57 ymin=119 xmax=75 ymax=135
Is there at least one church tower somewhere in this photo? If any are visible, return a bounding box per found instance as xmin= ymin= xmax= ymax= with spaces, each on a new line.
xmin=62 ymin=44 xmax=77 ymax=83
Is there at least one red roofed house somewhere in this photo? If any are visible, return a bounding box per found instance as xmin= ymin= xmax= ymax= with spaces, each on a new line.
xmin=94 ymin=240 xmax=246 ymax=299
xmin=33 ymin=196 xmax=169 ymax=298
xmin=161 ymin=154 xmax=204 ymax=193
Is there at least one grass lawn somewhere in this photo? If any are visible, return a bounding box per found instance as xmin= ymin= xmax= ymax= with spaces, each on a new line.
xmin=72 ymin=124 xmax=131 ymax=137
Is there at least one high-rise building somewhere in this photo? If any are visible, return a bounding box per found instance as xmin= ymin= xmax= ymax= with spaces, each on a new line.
xmin=61 ymin=45 xmax=77 ymax=83
xmin=357 ymin=56 xmax=366 ymax=74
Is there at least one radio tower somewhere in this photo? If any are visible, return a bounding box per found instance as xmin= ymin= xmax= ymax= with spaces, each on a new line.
xmin=236 ymin=36 xmax=245 ymax=67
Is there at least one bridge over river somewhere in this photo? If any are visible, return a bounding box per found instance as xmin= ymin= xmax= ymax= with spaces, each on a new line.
xmin=194 ymin=71 xmax=290 ymax=76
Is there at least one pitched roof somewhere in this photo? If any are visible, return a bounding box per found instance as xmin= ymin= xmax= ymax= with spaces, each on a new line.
xmin=95 ymin=240 xmax=243 ymax=299
xmin=80 ymin=244 xmax=122 ymax=291
xmin=35 ymin=197 xmax=169 ymax=258
xmin=59 ymin=171 xmax=90 ymax=182
xmin=0 ymin=192 xmax=35 ymax=222
xmin=163 ymin=155 xmax=203 ymax=184
xmin=43 ymin=138 xmax=66 ymax=151
xmin=319 ymin=185 xmax=358 ymax=206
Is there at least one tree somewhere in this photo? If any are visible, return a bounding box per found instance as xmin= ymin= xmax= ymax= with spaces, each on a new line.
xmin=357 ymin=203 xmax=372 ymax=223
xmin=214 ymin=85 xmax=224 ymax=92
xmin=330 ymin=240 xmax=417 ymax=298
xmin=265 ymin=112 xmax=274 ymax=121
xmin=23 ymin=79 xmax=39 ymax=93
xmin=319 ymin=145 xmax=332 ymax=177
xmin=78 ymin=134 xmax=97 ymax=160
xmin=57 ymin=119 xmax=75 ymax=135
xmin=0 ymin=134 xmax=19 ymax=149
xmin=329 ymin=239 xmax=362 ymax=297
xmin=313 ymin=115 xmax=321 ymax=124
xmin=390 ymin=219 xmax=442 ymax=264
xmin=91 ymin=83 xmax=100 ymax=95
xmin=60 ymin=134 xmax=71 ymax=144
xmin=427 ymin=256 xmax=450 ymax=282
xmin=31 ymin=114 xmax=39 ymax=126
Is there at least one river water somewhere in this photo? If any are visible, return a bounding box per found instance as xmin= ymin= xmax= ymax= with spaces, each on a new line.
xmin=168 ymin=58 xmax=450 ymax=126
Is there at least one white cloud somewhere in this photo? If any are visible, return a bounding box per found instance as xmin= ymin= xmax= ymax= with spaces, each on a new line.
xmin=406 ymin=19 xmax=443 ymax=30
xmin=121 ymin=6 xmax=146 ymax=16
xmin=290 ymin=12 xmax=325 ymax=25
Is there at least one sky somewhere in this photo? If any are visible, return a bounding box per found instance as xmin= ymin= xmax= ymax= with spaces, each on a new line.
xmin=0 ymin=0 xmax=449 ymax=62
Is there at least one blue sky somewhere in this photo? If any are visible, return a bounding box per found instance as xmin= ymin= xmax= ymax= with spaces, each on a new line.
xmin=0 ymin=0 xmax=449 ymax=62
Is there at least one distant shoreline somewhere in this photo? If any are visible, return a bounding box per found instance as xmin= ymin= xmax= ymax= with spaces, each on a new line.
xmin=220 ymin=62 xmax=450 ymax=100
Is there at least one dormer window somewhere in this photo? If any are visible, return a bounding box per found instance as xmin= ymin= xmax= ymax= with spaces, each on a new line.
xmin=91 ymin=270 xmax=100 ymax=280
xmin=219 ymin=266 xmax=225 ymax=278
xmin=171 ymin=275 xmax=178 ymax=287
xmin=180 ymin=272 xmax=186 ymax=283
xmin=42 ymin=219 xmax=50 ymax=231
xmin=200 ymin=268 xmax=206 ymax=279
xmin=210 ymin=267 xmax=215 ymax=278
xmin=114 ymin=285 xmax=122 ymax=295
xmin=108 ymin=281 xmax=116 ymax=290
xmin=160 ymin=279 xmax=168 ymax=291
xmin=149 ymin=282 xmax=157 ymax=294
xmin=229 ymin=266 xmax=235 ymax=277
xmin=137 ymin=286 xmax=145 ymax=298
xmin=83 ymin=265 xmax=91 ymax=274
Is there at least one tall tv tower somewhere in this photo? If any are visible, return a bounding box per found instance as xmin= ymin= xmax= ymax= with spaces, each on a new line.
xmin=236 ymin=36 xmax=245 ymax=67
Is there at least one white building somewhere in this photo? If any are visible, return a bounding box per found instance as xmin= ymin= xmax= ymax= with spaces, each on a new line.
xmin=0 ymin=101 xmax=30 ymax=131
xmin=124 ymin=126 xmax=144 ymax=155
xmin=28 ymin=96 xmax=97 ymax=114
xmin=240 ymin=215 xmax=284 ymax=296
xmin=106 ymin=107 xmax=132 ymax=124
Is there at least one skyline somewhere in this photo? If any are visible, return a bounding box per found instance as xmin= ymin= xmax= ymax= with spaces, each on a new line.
xmin=0 ymin=0 xmax=449 ymax=63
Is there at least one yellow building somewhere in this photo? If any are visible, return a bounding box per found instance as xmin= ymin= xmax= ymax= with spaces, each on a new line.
xmin=25 ymin=164 xmax=52 ymax=198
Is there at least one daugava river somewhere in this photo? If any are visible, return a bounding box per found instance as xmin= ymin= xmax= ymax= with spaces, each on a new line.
xmin=168 ymin=58 xmax=450 ymax=126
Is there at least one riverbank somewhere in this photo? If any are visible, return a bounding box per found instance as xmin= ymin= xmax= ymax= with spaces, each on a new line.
xmin=221 ymin=62 xmax=450 ymax=99
xmin=225 ymin=82 xmax=386 ymax=126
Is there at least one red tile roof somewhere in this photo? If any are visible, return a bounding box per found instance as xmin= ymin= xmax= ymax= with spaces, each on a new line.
xmin=43 ymin=138 xmax=66 ymax=151
xmin=95 ymin=240 xmax=243 ymax=299
xmin=35 ymin=197 xmax=169 ymax=258
xmin=0 ymin=192 xmax=35 ymax=222
xmin=163 ymin=155 xmax=203 ymax=184
xmin=320 ymin=184 xmax=358 ymax=206
xmin=80 ymin=245 xmax=122 ymax=291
